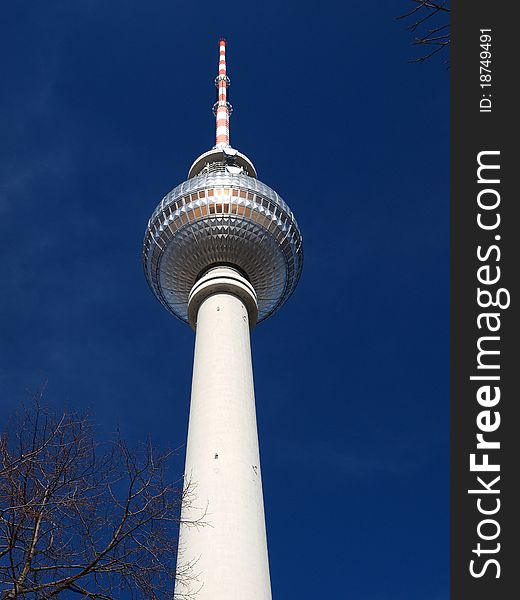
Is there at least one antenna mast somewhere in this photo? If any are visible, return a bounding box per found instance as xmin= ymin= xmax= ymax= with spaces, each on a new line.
xmin=213 ymin=38 xmax=232 ymax=148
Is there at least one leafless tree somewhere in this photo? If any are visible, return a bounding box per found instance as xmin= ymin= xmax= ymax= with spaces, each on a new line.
xmin=398 ymin=1 xmax=450 ymax=64
xmin=0 ymin=401 xmax=200 ymax=599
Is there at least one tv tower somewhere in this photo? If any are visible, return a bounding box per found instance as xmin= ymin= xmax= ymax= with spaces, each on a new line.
xmin=143 ymin=39 xmax=303 ymax=599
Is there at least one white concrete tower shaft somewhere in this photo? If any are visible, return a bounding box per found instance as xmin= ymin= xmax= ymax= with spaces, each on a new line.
xmin=174 ymin=267 xmax=271 ymax=600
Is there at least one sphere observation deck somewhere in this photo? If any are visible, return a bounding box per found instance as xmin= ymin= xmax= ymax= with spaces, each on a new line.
xmin=142 ymin=147 xmax=303 ymax=325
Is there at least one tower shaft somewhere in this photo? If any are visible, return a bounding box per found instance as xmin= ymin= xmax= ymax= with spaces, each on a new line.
xmin=174 ymin=267 xmax=271 ymax=600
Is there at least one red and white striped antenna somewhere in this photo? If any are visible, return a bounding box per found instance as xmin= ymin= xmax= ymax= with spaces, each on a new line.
xmin=213 ymin=38 xmax=233 ymax=148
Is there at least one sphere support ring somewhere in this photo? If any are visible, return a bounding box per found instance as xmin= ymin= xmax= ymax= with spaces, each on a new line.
xmin=188 ymin=266 xmax=258 ymax=330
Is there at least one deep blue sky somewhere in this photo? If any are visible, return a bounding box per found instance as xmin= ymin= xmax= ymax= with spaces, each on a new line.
xmin=1 ymin=2 xmax=449 ymax=598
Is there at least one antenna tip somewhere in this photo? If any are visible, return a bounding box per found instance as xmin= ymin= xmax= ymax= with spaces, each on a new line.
xmin=219 ymin=38 xmax=226 ymax=45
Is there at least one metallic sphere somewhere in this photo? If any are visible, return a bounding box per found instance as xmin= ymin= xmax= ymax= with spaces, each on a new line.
xmin=142 ymin=148 xmax=303 ymax=325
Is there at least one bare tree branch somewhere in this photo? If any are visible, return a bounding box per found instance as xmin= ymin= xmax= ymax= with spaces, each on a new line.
xmin=0 ymin=402 xmax=198 ymax=599
xmin=397 ymin=0 xmax=451 ymax=65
